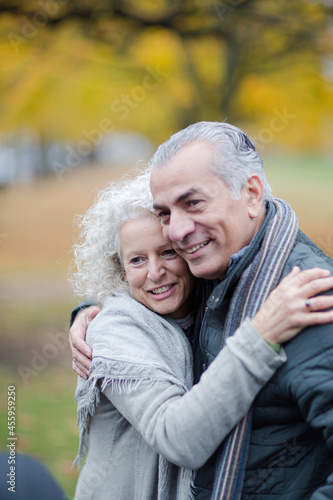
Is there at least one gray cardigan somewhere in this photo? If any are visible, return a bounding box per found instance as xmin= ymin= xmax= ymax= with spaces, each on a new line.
xmin=74 ymin=294 xmax=286 ymax=500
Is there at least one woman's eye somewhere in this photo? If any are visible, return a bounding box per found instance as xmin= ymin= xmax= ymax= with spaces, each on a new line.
xmin=163 ymin=249 xmax=177 ymax=257
xmin=130 ymin=257 xmax=143 ymax=265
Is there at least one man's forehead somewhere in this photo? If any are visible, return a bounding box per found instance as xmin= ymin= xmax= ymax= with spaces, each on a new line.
xmin=151 ymin=142 xmax=213 ymax=180
xmin=151 ymin=165 xmax=205 ymax=195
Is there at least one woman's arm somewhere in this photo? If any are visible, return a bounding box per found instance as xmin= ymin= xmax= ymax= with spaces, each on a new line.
xmin=100 ymin=268 xmax=333 ymax=469
xmin=71 ymin=268 xmax=333 ymax=379
xmin=104 ymin=319 xmax=283 ymax=469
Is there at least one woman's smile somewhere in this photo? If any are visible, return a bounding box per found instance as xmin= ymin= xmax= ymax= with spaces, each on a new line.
xmin=120 ymin=216 xmax=195 ymax=319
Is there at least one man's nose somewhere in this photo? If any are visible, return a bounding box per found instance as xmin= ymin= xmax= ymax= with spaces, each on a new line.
xmin=147 ymin=259 xmax=166 ymax=281
xmin=168 ymin=213 xmax=195 ymax=243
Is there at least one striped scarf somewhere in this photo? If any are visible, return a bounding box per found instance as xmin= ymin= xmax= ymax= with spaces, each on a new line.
xmin=212 ymin=198 xmax=298 ymax=500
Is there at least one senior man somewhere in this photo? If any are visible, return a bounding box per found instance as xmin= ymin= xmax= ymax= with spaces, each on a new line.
xmin=70 ymin=122 xmax=333 ymax=499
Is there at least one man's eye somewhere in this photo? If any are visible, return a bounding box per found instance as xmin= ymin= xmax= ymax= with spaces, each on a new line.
xmin=156 ymin=211 xmax=170 ymax=225
xmin=157 ymin=210 xmax=170 ymax=219
xmin=188 ymin=200 xmax=201 ymax=207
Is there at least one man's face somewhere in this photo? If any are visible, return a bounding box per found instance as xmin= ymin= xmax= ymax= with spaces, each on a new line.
xmin=150 ymin=142 xmax=263 ymax=280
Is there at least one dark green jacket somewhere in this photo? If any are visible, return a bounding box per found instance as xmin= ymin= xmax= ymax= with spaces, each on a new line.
xmin=194 ymin=217 xmax=333 ymax=499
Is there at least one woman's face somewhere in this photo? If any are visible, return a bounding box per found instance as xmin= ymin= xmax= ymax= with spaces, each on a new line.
xmin=120 ymin=216 xmax=195 ymax=319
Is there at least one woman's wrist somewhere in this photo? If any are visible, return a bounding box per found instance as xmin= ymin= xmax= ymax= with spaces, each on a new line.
xmin=264 ymin=339 xmax=281 ymax=353
xmin=252 ymin=315 xmax=281 ymax=349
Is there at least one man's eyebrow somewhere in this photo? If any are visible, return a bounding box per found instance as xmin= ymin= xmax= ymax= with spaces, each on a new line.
xmin=176 ymin=188 xmax=201 ymax=203
xmin=153 ymin=202 xmax=168 ymax=211
xmin=153 ymin=188 xmax=201 ymax=210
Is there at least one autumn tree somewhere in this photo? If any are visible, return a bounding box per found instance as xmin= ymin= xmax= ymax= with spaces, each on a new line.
xmin=0 ymin=0 xmax=332 ymax=144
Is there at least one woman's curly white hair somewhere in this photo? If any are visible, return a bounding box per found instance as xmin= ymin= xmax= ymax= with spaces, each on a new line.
xmin=69 ymin=167 xmax=154 ymax=305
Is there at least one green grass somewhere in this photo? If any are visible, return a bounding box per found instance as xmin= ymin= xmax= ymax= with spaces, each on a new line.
xmin=0 ymin=283 xmax=79 ymax=498
xmin=264 ymin=152 xmax=333 ymax=189
xmin=264 ymin=153 xmax=333 ymax=257
xmin=0 ymin=301 xmax=72 ymax=338
xmin=0 ymin=365 xmax=79 ymax=499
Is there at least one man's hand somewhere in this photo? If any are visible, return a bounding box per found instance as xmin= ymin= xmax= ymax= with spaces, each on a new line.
xmin=69 ymin=306 xmax=101 ymax=378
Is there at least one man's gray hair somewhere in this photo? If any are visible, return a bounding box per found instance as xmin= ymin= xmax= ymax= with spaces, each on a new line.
xmin=150 ymin=121 xmax=273 ymax=201
xmin=69 ymin=168 xmax=153 ymax=305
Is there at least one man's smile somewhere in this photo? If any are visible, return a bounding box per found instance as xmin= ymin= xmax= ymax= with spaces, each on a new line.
xmin=184 ymin=240 xmax=210 ymax=255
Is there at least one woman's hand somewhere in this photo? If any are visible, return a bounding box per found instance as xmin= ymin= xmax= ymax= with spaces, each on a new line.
xmin=253 ymin=266 xmax=333 ymax=345
xmin=69 ymin=306 xmax=100 ymax=378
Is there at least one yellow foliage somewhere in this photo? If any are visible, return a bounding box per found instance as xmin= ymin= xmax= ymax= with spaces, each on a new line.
xmin=129 ymin=27 xmax=181 ymax=71
xmin=0 ymin=2 xmax=332 ymax=148
xmin=185 ymin=37 xmax=223 ymax=88
xmin=236 ymin=58 xmax=333 ymax=150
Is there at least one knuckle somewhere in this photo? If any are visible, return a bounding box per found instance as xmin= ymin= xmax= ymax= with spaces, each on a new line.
xmin=293 ymin=317 xmax=304 ymax=328
xmin=299 ymin=268 xmax=310 ymax=278
xmin=300 ymin=268 xmax=319 ymax=282
xmin=286 ymin=304 xmax=296 ymax=317
xmin=313 ymin=315 xmax=323 ymax=325
xmin=309 ymin=282 xmax=321 ymax=295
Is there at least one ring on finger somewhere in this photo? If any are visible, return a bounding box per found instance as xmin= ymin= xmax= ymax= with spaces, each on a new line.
xmin=305 ymin=299 xmax=311 ymax=309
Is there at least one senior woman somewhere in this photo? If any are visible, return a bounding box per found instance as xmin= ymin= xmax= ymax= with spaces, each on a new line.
xmin=70 ymin=170 xmax=333 ymax=500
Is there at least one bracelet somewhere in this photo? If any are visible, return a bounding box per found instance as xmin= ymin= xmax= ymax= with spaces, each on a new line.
xmin=265 ymin=339 xmax=281 ymax=353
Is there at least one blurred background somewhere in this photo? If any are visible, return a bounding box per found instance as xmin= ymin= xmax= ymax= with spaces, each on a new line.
xmin=0 ymin=0 xmax=332 ymax=498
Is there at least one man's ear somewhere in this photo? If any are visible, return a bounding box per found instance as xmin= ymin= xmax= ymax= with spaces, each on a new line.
xmin=245 ymin=175 xmax=264 ymax=219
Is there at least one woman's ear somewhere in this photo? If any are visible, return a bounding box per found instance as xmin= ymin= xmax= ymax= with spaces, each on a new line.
xmin=114 ymin=254 xmax=127 ymax=282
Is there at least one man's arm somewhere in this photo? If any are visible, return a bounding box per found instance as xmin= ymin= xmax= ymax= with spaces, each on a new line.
xmin=69 ymin=302 xmax=100 ymax=378
xmin=285 ymin=314 xmax=333 ymax=498
xmin=70 ymin=299 xmax=98 ymax=327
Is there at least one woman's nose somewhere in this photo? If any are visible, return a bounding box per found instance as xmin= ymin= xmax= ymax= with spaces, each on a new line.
xmin=147 ymin=260 xmax=166 ymax=281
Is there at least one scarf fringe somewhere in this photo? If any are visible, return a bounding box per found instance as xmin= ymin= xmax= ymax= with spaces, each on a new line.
xmin=73 ymin=356 xmax=186 ymax=469
xmin=182 ymin=467 xmax=196 ymax=500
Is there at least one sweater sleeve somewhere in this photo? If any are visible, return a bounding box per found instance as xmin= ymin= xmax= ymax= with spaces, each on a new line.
xmin=103 ymin=318 xmax=286 ymax=469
